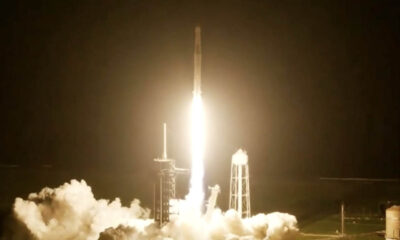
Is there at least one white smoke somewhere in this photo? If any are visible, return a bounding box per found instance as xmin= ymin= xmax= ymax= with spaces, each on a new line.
xmin=11 ymin=180 xmax=151 ymax=240
xmin=9 ymin=180 xmax=298 ymax=240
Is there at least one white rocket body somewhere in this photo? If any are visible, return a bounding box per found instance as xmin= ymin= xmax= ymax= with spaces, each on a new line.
xmin=194 ymin=26 xmax=202 ymax=95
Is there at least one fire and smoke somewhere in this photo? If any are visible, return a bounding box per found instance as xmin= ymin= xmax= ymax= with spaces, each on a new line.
xmin=4 ymin=88 xmax=299 ymax=240
xmin=7 ymin=179 xmax=298 ymax=240
xmin=5 ymin=53 xmax=299 ymax=240
xmin=4 ymin=26 xmax=299 ymax=240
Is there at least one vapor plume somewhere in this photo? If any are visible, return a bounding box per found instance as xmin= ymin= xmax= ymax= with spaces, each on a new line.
xmin=7 ymin=180 xmax=298 ymax=240
xmin=9 ymin=180 xmax=151 ymax=240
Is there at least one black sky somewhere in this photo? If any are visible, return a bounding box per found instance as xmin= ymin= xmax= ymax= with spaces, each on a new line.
xmin=1 ymin=0 xmax=400 ymax=197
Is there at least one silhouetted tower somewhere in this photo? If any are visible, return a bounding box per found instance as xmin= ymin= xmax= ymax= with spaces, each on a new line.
xmin=229 ymin=149 xmax=251 ymax=218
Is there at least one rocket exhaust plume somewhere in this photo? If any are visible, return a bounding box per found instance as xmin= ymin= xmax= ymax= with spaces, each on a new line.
xmin=187 ymin=26 xmax=205 ymax=212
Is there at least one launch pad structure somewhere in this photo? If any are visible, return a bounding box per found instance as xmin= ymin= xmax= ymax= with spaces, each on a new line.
xmin=154 ymin=123 xmax=189 ymax=226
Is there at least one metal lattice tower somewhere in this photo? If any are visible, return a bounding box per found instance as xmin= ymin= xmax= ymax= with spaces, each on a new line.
xmin=154 ymin=123 xmax=188 ymax=226
xmin=229 ymin=149 xmax=251 ymax=218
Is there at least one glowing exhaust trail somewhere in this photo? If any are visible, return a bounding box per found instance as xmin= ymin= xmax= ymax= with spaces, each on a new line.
xmin=187 ymin=26 xmax=205 ymax=211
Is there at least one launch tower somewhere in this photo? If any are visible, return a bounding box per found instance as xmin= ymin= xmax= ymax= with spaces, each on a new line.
xmin=154 ymin=123 xmax=188 ymax=226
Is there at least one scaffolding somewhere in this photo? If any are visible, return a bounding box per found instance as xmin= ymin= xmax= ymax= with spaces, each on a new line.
xmin=229 ymin=149 xmax=251 ymax=218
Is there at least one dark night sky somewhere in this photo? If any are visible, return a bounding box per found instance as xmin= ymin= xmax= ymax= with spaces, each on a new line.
xmin=0 ymin=0 xmax=400 ymax=203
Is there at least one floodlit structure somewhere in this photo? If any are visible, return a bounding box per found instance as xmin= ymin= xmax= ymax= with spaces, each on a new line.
xmin=229 ymin=149 xmax=251 ymax=218
xmin=154 ymin=123 xmax=188 ymax=226
xmin=386 ymin=205 xmax=400 ymax=240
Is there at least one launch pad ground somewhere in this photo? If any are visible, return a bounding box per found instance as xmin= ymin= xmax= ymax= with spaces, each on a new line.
xmin=298 ymin=233 xmax=382 ymax=240
xmin=298 ymin=214 xmax=384 ymax=240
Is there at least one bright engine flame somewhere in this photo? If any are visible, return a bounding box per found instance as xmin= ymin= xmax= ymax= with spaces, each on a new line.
xmin=187 ymin=93 xmax=205 ymax=212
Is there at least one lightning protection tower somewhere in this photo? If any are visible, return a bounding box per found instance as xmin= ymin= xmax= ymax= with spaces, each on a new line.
xmin=229 ymin=149 xmax=251 ymax=218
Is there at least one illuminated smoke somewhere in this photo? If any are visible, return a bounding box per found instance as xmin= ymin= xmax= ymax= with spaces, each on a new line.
xmin=186 ymin=93 xmax=205 ymax=212
xmin=9 ymin=180 xmax=151 ymax=240
xmin=8 ymin=180 xmax=298 ymax=240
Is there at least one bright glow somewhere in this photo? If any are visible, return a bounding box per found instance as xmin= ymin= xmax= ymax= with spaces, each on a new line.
xmin=186 ymin=92 xmax=205 ymax=212
xmin=232 ymin=149 xmax=248 ymax=165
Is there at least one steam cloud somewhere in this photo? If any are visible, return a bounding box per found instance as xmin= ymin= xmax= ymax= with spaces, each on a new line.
xmin=7 ymin=180 xmax=298 ymax=240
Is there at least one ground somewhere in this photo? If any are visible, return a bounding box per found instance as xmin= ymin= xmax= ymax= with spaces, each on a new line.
xmin=298 ymin=214 xmax=384 ymax=240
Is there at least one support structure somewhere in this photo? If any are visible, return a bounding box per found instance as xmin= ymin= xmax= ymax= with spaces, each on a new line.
xmin=341 ymin=202 xmax=345 ymax=236
xmin=229 ymin=149 xmax=251 ymax=218
xmin=154 ymin=123 xmax=188 ymax=226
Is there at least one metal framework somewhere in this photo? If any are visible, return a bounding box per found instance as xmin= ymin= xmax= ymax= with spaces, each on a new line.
xmin=229 ymin=149 xmax=251 ymax=218
xmin=154 ymin=123 xmax=188 ymax=226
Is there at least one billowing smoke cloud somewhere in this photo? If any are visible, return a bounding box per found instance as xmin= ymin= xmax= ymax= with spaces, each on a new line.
xmin=8 ymin=180 xmax=298 ymax=240
xmin=10 ymin=180 xmax=151 ymax=240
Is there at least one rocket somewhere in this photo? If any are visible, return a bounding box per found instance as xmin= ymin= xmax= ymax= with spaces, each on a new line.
xmin=193 ymin=26 xmax=202 ymax=95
